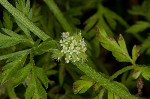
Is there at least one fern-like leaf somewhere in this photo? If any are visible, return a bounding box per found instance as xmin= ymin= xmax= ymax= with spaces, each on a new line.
xmin=0 ymin=51 xmax=28 ymax=84
xmin=0 ymin=29 xmax=33 ymax=48
xmin=98 ymin=27 xmax=133 ymax=64
xmin=25 ymin=67 xmax=47 ymax=99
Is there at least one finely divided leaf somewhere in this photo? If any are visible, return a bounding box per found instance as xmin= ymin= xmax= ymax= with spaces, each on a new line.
xmin=73 ymin=80 xmax=94 ymax=94
xmin=35 ymin=67 xmax=48 ymax=89
xmin=132 ymin=45 xmax=140 ymax=63
xmin=0 ymin=29 xmax=33 ymax=48
xmin=141 ymin=66 xmax=150 ymax=80
xmin=128 ymin=5 xmax=144 ymax=16
xmin=74 ymin=62 xmax=137 ymax=99
xmin=128 ymin=0 xmax=150 ymax=20
xmin=98 ymin=27 xmax=133 ymax=63
xmin=0 ymin=49 xmax=30 ymax=61
xmin=15 ymin=0 xmax=33 ymax=39
xmin=2 ymin=28 xmax=21 ymax=37
xmin=0 ymin=52 xmax=28 ymax=84
xmin=118 ymin=34 xmax=128 ymax=53
xmin=12 ymin=63 xmax=32 ymax=87
xmin=33 ymin=38 xmax=59 ymax=55
xmin=25 ymin=68 xmax=47 ymax=99
xmin=104 ymin=8 xmax=129 ymax=29
xmin=33 ymin=79 xmax=47 ymax=99
xmin=25 ymin=75 xmax=35 ymax=99
xmin=84 ymin=14 xmax=97 ymax=31
xmin=126 ymin=21 xmax=150 ymax=34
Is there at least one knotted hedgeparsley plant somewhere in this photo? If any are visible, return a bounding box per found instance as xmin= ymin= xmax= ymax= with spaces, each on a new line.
xmin=52 ymin=32 xmax=87 ymax=63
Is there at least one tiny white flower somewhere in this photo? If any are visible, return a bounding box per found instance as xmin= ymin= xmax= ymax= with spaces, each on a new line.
xmin=53 ymin=32 xmax=87 ymax=63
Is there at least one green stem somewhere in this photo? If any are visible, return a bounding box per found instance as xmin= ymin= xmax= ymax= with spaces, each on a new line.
xmin=44 ymin=0 xmax=74 ymax=34
xmin=0 ymin=0 xmax=50 ymax=41
xmin=73 ymin=62 xmax=138 ymax=99
xmin=110 ymin=66 xmax=134 ymax=80
xmin=6 ymin=84 xmax=19 ymax=99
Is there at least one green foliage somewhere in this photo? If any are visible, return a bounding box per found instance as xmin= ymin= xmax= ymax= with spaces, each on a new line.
xmin=73 ymin=80 xmax=94 ymax=94
xmin=132 ymin=45 xmax=140 ymax=63
xmin=129 ymin=0 xmax=150 ymax=21
xmin=0 ymin=51 xmax=28 ymax=84
xmin=0 ymin=28 xmax=33 ymax=48
xmin=98 ymin=27 xmax=134 ymax=64
xmin=84 ymin=3 xmax=128 ymax=35
xmin=0 ymin=0 xmax=150 ymax=99
xmin=141 ymin=66 xmax=150 ymax=80
xmin=3 ymin=11 xmax=13 ymax=30
xmin=25 ymin=68 xmax=47 ymax=99
xmin=128 ymin=0 xmax=150 ymax=54
xmin=126 ymin=21 xmax=150 ymax=34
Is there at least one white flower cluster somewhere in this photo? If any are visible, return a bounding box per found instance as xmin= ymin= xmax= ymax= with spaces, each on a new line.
xmin=59 ymin=32 xmax=87 ymax=63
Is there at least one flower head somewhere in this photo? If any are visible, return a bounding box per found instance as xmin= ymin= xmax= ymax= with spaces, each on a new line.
xmin=53 ymin=32 xmax=87 ymax=63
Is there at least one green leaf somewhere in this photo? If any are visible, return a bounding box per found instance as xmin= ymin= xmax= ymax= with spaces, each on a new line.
xmin=104 ymin=8 xmax=128 ymax=29
xmin=84 ymin=14 xmax=97 ymax=31
xmin=128 ymin=5 xmax=144 ymax=16
xmin=15 ymin=0 xmax=33 ymax=39
xmin=0 ymin=52 xmax=28 ymax=84
xmin=0 ymin=29 xmax=33 ymax=48
xmin=126 ymin=21 xmax=150 ymax=34
xmin=16 ymin=0 xmax=30 ymax=15
xmin=97 ymin=6 xmax=113 ymax=35
xmin=33 ymin=38 xmax=59 ymax=55
xmin=25 ymin=69 xmax=47 ymax=99
xmin=25 ymin=0 xmax=31 ymax=16
xmin=132 ymin=45 xmax=140 ymax=63
xmin=98 ymin=27 xmax=133 ymax=63
xmin=32 ymin=79 xmax=47 ymax=99
xmin=12 ymin=63 xmax=32 ymax=87
xmin=141 ymin=66 xmax=150 ymax=80
xmin=3 ymin=10 xmax=13 ymax=30
xmin=74 ymin=62 xmax=137 ymax=99
xmin=35 ymin=67 xmax=49 ymax=89
xmin=118 ymin=34 xmax=128 ymax=54
xmin=0 ymin=49 xmax=30 ymax=61
xmin=132 ymin=69 xmax=141 ymax=79
xmin=128 ymin=0 xmax=150 ymax=21
xmin=73 ymin=80 xmax=94 ymax=94
xmin=25 ymin=80 xmax=34 ymax=99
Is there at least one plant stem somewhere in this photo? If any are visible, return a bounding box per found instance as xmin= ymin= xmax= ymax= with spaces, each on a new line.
xmin=44 ymin=0 xmax=74 ymax=34
xmin=110 ymin=66 xmax=134 ymax=80
xmin=0 ymin=0 xmax=50 ymax=41
xmin=73 ymin=62 xmax=138 ymax=99
xmin=6 ymin=84 xmax=19 ymax=99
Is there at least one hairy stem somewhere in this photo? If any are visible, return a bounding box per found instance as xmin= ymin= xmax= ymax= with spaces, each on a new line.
xmin=0 ymin=0 xmax=50 ymax=41
xmin=73 ymin=62 xmax=138 ymax=99
xmin=110 ymin=66 xmax=134 ymax=80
